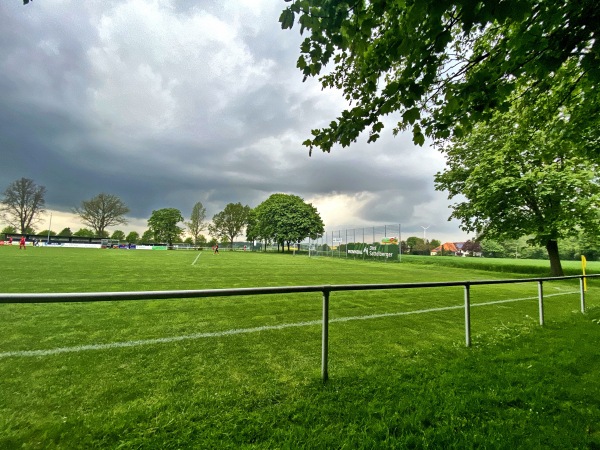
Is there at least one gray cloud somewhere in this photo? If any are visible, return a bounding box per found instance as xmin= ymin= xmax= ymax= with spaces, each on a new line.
xmin=0 ymin=0 xmax=467 ymax=243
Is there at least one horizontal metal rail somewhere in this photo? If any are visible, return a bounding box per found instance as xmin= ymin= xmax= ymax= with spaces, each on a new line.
xmin=1 ymin=274 xmax=596 ymax=304
xmin=1 ymin=274 xmax=598 ymax=382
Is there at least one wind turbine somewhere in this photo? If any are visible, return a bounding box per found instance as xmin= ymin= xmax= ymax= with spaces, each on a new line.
xmin=421 ymin=225 xmax=430 ymax=243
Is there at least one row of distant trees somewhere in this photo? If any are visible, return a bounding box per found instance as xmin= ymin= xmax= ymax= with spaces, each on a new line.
xmin=403 ymin=235 xmax=599 ymax=261
xmin=19 ymin=2 xmax=598 ymax=273
xmin=0 ymin=178 xmax=325 ymax=249
xmin=3 ymin=177 xmax=597 ymax=259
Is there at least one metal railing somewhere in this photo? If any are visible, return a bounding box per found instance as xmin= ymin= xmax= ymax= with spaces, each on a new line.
xmin=1 ymin=274 xmax=598 ymax=381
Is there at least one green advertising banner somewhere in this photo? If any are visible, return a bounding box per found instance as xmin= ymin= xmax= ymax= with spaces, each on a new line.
xmin=345 ymin=241 xmax=399 ymax=261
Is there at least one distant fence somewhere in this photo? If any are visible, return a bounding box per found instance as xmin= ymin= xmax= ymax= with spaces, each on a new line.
xmin=1 ymin=274 xmax=598 ymax=381
xmin=300 ymin=224 xmax=404 ymax=261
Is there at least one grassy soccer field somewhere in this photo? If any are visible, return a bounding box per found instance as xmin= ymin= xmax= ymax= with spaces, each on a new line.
xmin=1 ymin=247 xmax=599 ymax=449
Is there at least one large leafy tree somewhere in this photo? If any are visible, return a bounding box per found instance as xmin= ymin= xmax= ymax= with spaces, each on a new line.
xmin=280 ymin=0 xmax=599 ymax=153
xmin=434 ymin=83 xmax=600 ymax=276
xmin=126 ymin=231 xmax=140 ymax=244
xmin=73 ymin=193 xmax=129 ymax=237
xmin=147 ymin=208 xmax=184 ymax=246
xmin=73 ymin=228 xmax=95 ymax=237
xmin=0 ymin=177 xmax=46 ymax=234
xmin=208 ymin=203 xmax=251 ymax=249
xmin=141 ymin=229 xmax=155 ymax=243
xmin=58 ymin=227 xmax=73 ymax=236
xmin=111 ymin=230 xmax=126 ymax=241
xmin=186 ymin=201 xmax=207 ymax=245
xmin=405 ymin=236 xmax=424 ymax=249
xmin=245 ymin=210 xmax=262 ymax=246
xmin=250 ymin=194 xmax=325 ymax=251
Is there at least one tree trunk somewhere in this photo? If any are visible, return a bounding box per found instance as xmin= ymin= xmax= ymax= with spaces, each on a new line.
xmin=545 ymin=239 xmax=564 ymax=277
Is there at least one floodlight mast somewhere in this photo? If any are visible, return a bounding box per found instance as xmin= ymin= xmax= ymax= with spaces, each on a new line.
xmin=47 ymin=213 xmax=52 ymax=244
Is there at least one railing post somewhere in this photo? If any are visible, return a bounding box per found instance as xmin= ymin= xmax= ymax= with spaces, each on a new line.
xmin=464 ymin=284 xmax=471 ymax=347
xmin=538 ymin=281 xmax=544 ymax=326
xmin=580 ymin=277 xmax=586 ymax=313
xmin=322 ymin=288 xmax=330 ymax=382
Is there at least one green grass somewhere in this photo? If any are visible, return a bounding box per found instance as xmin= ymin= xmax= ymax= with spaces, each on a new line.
xmin=1 ymin=247 xmax=599 ymax=448
xmin=401 ymin=254 xmax=600 ymax=276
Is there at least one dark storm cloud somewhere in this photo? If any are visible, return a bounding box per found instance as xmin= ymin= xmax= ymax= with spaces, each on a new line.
xmin=0 ymin=0 xmax=468 ymax=242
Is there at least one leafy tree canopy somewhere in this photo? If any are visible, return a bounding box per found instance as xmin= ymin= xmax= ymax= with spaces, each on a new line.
xmin=405 ymin=236 xmax=424 ymax=249
xmin=73 ymin=228 xmax=95 ymax=237
xmin=280 ymin=0 xmax=599 ymax=153
xmin=141 ymin=229 xmax=155 ymax=243
xmin=111 ymin=230 xmax=126 ymax=241
xmin=461 ymin=240 xmax=482 ymax=255
xmin=208 ymin=203 xmax=251 ymax=249
xmin=126 ymin=231 xmax=140 ymax=243
xmin=58 ymin=227 xmax=73 ymax=236
xmin=434 ymin=82 xmax=600 ymax=275
xmin=429 ymin=239 xmax=441 ymax=249
xmin=250 ymin=193 xmax=325 ymax=251
xmin=148 ymin=208 xmax=184 ymax=246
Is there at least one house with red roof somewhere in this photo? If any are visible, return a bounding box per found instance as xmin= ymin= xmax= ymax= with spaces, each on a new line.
xmin=430 ymin=242 xmax=460 ymax=256
xmin=431 ymin=241 xmax=482 ymax=256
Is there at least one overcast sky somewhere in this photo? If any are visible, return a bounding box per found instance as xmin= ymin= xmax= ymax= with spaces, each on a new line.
xmin=1 ymin=0 xmax=469 ymax=243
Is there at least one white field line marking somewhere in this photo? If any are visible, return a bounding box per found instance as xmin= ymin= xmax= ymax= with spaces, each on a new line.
xmin=191 ymin=253 xmax=201 ymax=265
xmin=0 ymin=291 xmax=578 ymax=359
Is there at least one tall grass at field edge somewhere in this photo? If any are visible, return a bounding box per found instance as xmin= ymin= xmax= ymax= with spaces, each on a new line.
xmin=401 ymin=254 xmax=595 ymax=276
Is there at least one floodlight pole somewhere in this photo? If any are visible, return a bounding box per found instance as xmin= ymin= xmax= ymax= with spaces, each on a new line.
xmin=47 ymin=212 xmax=52 ymax=244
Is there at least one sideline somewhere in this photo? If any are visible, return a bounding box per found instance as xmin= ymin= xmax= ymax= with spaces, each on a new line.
xmin=0 ymin=291 xmax=579 ymax=359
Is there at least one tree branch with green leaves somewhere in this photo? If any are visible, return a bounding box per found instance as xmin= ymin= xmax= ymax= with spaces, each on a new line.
xmin=281 ymin=0 xmax=599 ymax=153
xmin=434 ymin=67 xmax=600 ymax=276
